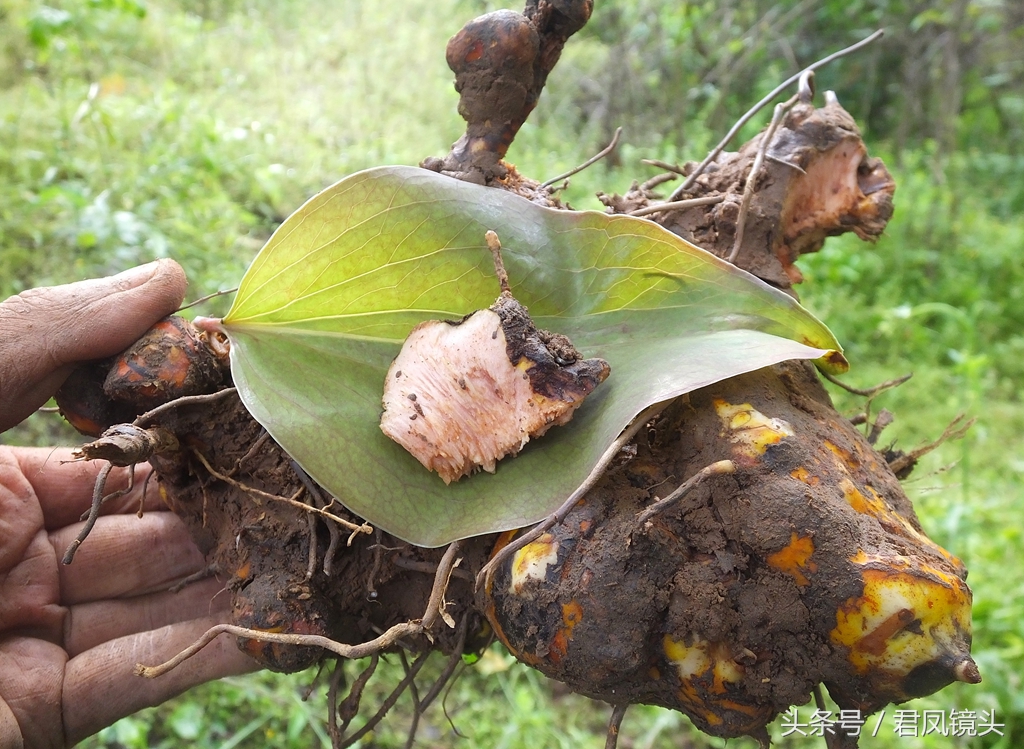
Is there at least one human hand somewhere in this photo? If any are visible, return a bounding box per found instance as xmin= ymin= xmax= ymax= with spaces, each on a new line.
xmin=0 ymin=451 xmax=258 ymax=748
xmin=0 ymin=262 xmax=257 ymax=748
xmin=0 ymin=260 xmax=189 ymax=433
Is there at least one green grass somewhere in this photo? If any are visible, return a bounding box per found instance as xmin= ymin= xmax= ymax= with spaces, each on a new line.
xmin=3 ymin=1 xmax=1023 ymax=747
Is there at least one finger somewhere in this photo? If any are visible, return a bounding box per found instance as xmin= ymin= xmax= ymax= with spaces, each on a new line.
xmin=64 ymin=576 xmax=232 ymax=657
xmin=14 ymin=448 xmax=164 ymax=530
xmin=0 ymin=259 xmax=187 ymax=432
xmin=63 ymin=615 xmax=259 ymax=746
xmin=51 ymin=512 xmax=207 ymax=605
xmin=0 ymin=637 xmax=66 ymax=748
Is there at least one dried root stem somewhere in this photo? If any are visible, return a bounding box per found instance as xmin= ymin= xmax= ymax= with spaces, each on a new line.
xmin=604 ymin=703 xmax=628 ymax=749
xmin=61 ymin=462 xmax=136 ymax=564
xmin=132 ymin=387 xmax=237 ymax=428
xmin=821 ymin=370 xmax=913 ymax=398
xmin=635 ymin=460 xmax=736 ymax=526
xmin=540 ymin=126 xmax=622 ymax=189
xmin=628 ymin=194 xmax=725 ymax=218
xmin=887 ymin=414 xmax=975 ymax=477
xmin=71 ymin=424 xmax=178 ymax=466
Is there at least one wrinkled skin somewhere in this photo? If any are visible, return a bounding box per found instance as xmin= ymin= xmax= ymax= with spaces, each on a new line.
xmin=0 ymin=261 xmax=256 ymax=748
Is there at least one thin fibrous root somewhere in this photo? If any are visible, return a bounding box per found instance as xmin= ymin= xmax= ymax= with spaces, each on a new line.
xmin=887 ymin=414 xmax=975 ymax=477
xmin=62 ymin=463 xmax=136 ymax=565
xmin=476 ymin=399 xmax=673 ymax=591
xmin=667 ymin=29 xmax=884 ymax=202
xmin=821 ymin=370 xmax=913 ymax=398
xmin=641 ymin=158 xmax=687 ymax=177
xmin=136 ymin=540 xmax=462 ymax=679
xmin=337 ymin=654 xmax=377 ymax=731
xmin=605 ymin=703 xmax=628 ymax=749
xmin=232 ymin=429 xmax=271 ymax=477
xmin=814 ymin=684 xmax=847 ymax=749
xmin=192 ymin=449 xmax=373 ymax=538
xmin=401 ymin=651 xmax=423 ymax=749
xmin=628 ymin=194 xmax=725 ymax=218
xmin=866 ymin=409 xmax=895 ymax=446
xmin=540 ymin=126 xmax=622 ymax=189
xmin=639 ymin=172 xmax=678 ymax=191
xmin=667 ymin=29 xmax=884 ymax=201
xmin=635 ymin=460 xmax=737 ymax=526
xmin=394 ymin=556 xmax=474 ymax=581
xmin=133 ymin=387 xmax=237 ymax=427
xmin=337 ymin=651 xmax=431 ymax=749
xmin=290 ymin=460 xmax=343 ymax=576
xmin=729 ymin=88 xmax=801 ymax=264
xmin=168 ymin=563 xmax=218 ymax=593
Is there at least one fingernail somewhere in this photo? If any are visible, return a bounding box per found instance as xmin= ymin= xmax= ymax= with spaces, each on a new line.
xmin=112 ymin=260 xmax=161 ymax=289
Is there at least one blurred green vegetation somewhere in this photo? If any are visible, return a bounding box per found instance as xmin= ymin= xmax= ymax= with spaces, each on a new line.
xmin=2 ymin=0 xmax=1022 ymax=747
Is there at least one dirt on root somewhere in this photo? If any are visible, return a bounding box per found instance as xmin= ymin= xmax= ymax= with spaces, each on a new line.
xmin=146 ymin=393 xmax=489 ymax=671
xmin=482 ymin=361 xmax=969 ymax=743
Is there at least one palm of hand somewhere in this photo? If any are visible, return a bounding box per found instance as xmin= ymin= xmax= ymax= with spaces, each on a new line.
xmin=0 ymin=447 xmax=254 ymax=748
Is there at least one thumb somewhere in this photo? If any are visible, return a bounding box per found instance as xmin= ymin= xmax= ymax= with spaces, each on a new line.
xmin=0 ymin=260 xmax=188 ymax=433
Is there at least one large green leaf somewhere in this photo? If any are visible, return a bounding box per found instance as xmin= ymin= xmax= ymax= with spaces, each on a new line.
xmin=221 ymin=165 xmax=845 ymax=547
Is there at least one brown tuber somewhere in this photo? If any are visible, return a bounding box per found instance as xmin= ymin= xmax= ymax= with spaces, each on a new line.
xmin=380 ymin=231 xmax=609 ymax=483
xmin=56 ymin=315 xmax=229 ymax=436
xmin=428 ymin=0 xmax=593 ymax=184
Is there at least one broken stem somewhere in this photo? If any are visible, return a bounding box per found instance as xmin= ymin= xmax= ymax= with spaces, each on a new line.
xmin=477 ymin=399 xmax=673 ymax=590
xmin=636 ymin=460 xmax=737 ymax=525
xmin=424 ymin=541 xmax=462 ymax=632
xmin=628 ymin=194 xmax=725 ymax=218
xmin=540 ymin=126 xmax=622 ymax=188
xmin=668 ymin=29 xmax=884 ymax=201
xmin=729 ymin=93 xmax=799 ymax=264
xmin=175 ymin=287 xmax=239 ymax=313
xmin=485 ymin=230 xmax=511 ymax=295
